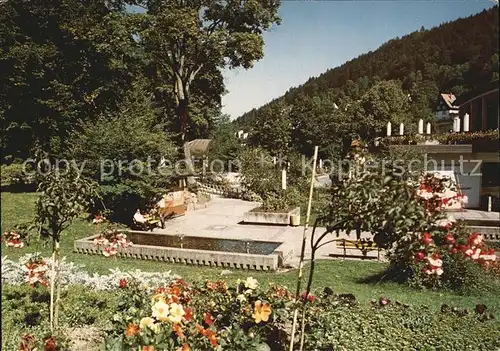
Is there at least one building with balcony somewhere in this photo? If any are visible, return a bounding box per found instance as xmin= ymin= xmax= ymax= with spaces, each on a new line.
xmin=456 ymin=82 xmax=499 ymax=132
xmin=387 ymin=81 xmax=499 ymax=211
xmin=435 ymin=93 xmax=459 ymax=133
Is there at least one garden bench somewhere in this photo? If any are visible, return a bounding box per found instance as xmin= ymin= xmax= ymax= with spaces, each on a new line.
xmin=334 ymin=239 xmax=380 ymax=261
xmin=132 ymin=217 xmax=160 ymax=232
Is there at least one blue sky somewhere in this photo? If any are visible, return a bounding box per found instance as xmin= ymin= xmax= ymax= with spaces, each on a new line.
xmin=129 ymin=1 xmax=497 ymax=119
xmin=222 ymin=0 xmax=496 ymax=119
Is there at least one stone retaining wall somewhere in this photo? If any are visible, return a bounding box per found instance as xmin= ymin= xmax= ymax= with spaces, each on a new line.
xmin=74 ymin=234 xmax=282 ymax=271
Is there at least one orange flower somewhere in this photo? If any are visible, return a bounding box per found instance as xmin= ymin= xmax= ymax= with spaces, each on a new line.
xmin=125 ymin=323 xmax=139 ymax=337
xmin=252 ymin=300 xmax=272 ymax=323
xmin=203 ymin=312 xmax=214 ymax=326
xmin=196 ymin=324 xmax=204 ymax=334
xmin=203 ymin=329 xmax=219 ymax=348
xmin=142 ymin=346 xmax=155 ymax=351
xmin=176 ymin=343 xmax=190 ymax=351
xmin=172 ymin=324 xmax=185 ymax=339
xmin=184 ymin=307 xmax=193 ymax=322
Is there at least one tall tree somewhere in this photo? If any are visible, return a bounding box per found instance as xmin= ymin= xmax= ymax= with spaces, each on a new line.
xmin=0 ymin=0 xmax=141 ymax=163
xmin=139 ymin=0 xmax=281 ymax=178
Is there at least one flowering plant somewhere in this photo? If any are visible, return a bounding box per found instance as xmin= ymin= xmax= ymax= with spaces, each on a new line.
xmin=3 ymin=230 xmax=24 ymax=248
xmin=20 ymin=253 xmax=49 ymax=287
xmin=93 ymin=229 xmax=133 ymax=257
xmin=388 ymin=217 xmax=497 ymax=289
xmin=105 ymin=277 xmax=293 ymax=350
xmin=416 ymin=173 xmax=467 ymax=212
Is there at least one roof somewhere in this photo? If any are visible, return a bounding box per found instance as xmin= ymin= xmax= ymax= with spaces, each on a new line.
xmin=187 ymin=139 xmax=212 ymax=157
xmin=440 ymin=93 xmax=458 ymax=109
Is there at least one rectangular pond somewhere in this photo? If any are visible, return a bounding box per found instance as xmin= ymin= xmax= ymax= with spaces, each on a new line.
xmin=74 ymin=231 xmax=287 ymax=271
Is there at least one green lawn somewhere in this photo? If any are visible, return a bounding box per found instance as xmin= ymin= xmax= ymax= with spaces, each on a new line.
xmin=2 ymin=191 xmax=500 ymax=312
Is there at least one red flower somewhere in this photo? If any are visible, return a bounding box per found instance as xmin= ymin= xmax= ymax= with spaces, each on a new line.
xmin=300 ymin=291 xmax=315 ymax=303
xmin=415 ymin=251 xmax=426 ymax=261
xmin=451 ymin=247 xmax=458 ymax=254
xmin=204 ymin=312 xmax=214 ymax=326
xmin=444 ymin=233 xmax=455 ymax=244
xmin=421 ymin=233 xmax=433 ymax=245
xmin=431 ymin=252 xmax=440 ymax=260
xmin=119 ymin=278 xmax=127 ymax=289
xmin=43 ymin=336 xmax=57 ymax=351
xmin=183 ymin=307 xmax=193 ymax=322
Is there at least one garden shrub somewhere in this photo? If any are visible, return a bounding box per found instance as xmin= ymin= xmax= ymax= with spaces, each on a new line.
xmin=239 ymin=148 xmax=309 ymax=211
xmin=0 ymin=162 xmax=36 ymax=190
xmin=67 ymin=81 xmax=177 ymax=224
xmin=303 ymin=300 xmax=500 ymax=351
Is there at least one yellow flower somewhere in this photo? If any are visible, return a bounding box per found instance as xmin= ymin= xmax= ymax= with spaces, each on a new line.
xmin=168 ymin=303 xmax=185 ymax=324
xmin=252 ymin=300 xmax=272 ymax=323
xmin=152 ymin=300 xmax=170 ymax=321
xmin=140 ymin=317 xmax=157 ymax=331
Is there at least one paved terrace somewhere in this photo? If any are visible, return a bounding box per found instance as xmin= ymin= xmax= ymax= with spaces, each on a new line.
xmin=154 ymin=197 xmax=382 ymax=266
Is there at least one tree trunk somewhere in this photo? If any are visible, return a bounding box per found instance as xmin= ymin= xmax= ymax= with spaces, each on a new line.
xmin=54 ymin=241 xmax=61 ymax=329
xmin=177 ymin=95 xmax=195 ymax=185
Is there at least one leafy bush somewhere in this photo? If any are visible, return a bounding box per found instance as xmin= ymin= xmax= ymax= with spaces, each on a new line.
xmin=0 ymin=162 xmax=35 ymax=187
xmin=67 ymin=81 xmax=176 ymax=223
xmin=303 ymin=297 xmax=500 ymax=351
xmin=239 ymin=148 xmax=309 ymax=211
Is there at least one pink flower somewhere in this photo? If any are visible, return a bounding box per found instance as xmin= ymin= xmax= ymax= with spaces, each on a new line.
xmin=468 ymin=233 xmax=483 ymax=246
xmin=421 ymin=233 xmax=433 ymax=246
xmin=415 ymin=251 xmax=426 ymax=261
xmin=93 ymin=215 xmax=104 ymax=224
xmin=444 ymin=233 xmax=455 ymax=245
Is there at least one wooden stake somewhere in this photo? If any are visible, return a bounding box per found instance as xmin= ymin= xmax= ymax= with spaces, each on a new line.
xmin=289 ymin=146 xmax=318 ymax=351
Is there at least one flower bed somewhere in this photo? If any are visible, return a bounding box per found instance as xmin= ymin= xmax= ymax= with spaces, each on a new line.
xmin=104 ymin=278 xmax=500 ymax=351
xmin=1 ymin=254 xmax=179 ymax=290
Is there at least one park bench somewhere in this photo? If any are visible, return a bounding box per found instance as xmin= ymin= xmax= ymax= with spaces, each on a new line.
xmin=132 ymin=217 xmax=160 ymax=232
xmin=334 ymin=239 xmax=381 ymax=261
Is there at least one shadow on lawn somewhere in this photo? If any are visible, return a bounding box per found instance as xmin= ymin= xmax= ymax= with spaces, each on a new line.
xmin=355 ymin=265 xmax=407 ymax=285
xmin=0 ymin=183 xmax=37 ymax=193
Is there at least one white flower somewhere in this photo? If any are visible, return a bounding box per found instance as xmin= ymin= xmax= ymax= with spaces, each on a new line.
xmin=168 ymin=303 xmax=185 ymax=324
xmin=479 ymin=254 xmax=496 ymax=261
xmin=140 ymin=317 xmax=157 ymax=330
xmin=152 ymin=300 xmax=170 ymax=321
xmin=427 ymin=257 xmax=443 ymax=268
xmin=416 ymin=189 xmax=434 ymax=200
xmin=435 ymin=268 xmax=444 ymax=276
xmin=244 ymin=277 xmax=259 ymax=290
xmin=472 ymin=235 xmax=483 ymax=246
xmin=436 ymin=215 xmax=456 ymax=228
xmin=236 ymin=294 xmax=247 ymax=303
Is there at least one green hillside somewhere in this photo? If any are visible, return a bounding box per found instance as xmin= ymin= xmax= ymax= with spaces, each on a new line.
xmin=236 ymin=7 xmax=499 ymax=159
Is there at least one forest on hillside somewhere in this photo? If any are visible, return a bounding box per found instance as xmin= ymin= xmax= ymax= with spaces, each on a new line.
xmin=236 ymin=7 xmax=499 ymax=159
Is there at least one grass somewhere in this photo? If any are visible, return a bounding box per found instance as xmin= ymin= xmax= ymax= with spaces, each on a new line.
xmin=2 ymin=190 xmax=500 ymax=312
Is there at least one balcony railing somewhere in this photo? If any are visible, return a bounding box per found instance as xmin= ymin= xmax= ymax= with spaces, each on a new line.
xmin=383 ymin=130 xmax=499 ymax=153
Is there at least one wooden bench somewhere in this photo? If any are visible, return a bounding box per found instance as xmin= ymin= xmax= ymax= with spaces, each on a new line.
xmin=334 ymin=239 xmax=381 ymax=261
xmin=132 ymin=218 xmax=161 ymax=232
